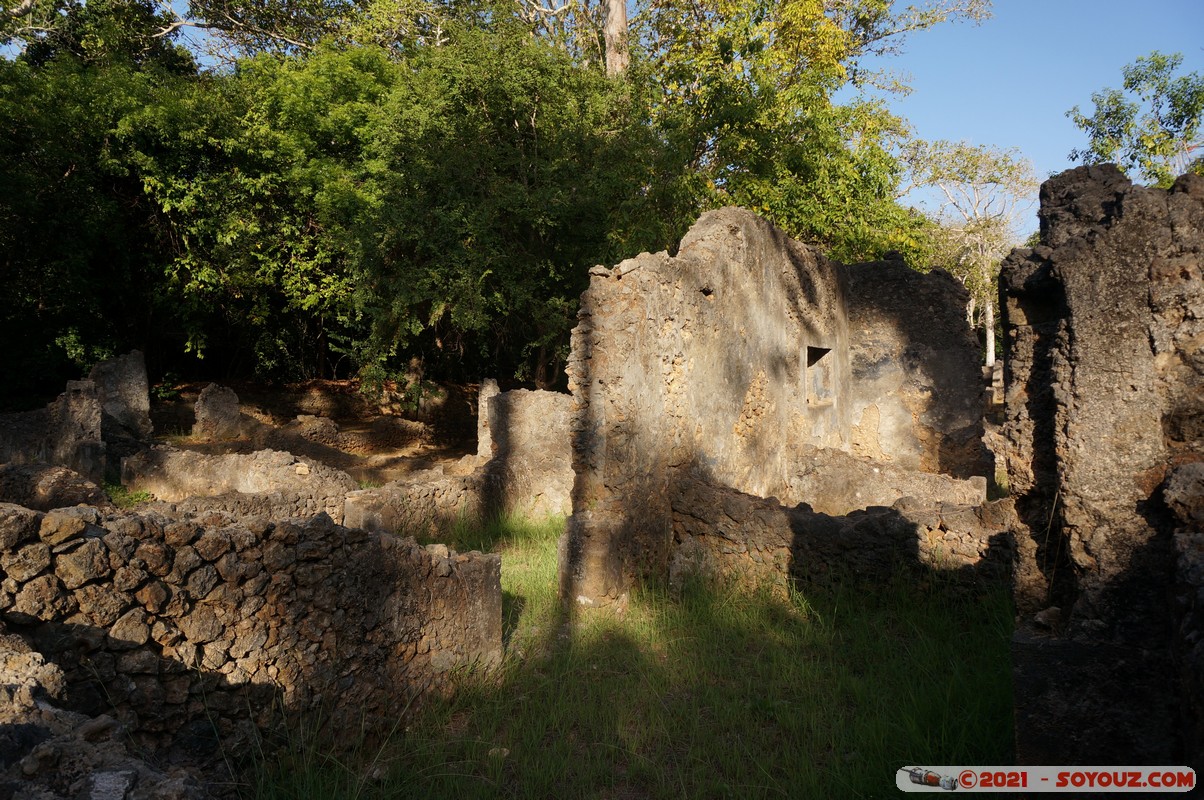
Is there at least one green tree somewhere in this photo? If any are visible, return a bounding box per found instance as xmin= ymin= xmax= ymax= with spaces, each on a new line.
xmin=631 ymin=0 xmax=990 ymax=262
xmin=0 ymin=1 xmax=196 ymax=405
xmin=901 ymin=139 xmax=1037 ymax=366
xmin=1068 ymin=51 xmax=1204 ymax=188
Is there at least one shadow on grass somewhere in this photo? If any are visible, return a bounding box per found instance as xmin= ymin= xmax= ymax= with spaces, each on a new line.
xmin=250 ymin=517 xmax=1014 ymax=800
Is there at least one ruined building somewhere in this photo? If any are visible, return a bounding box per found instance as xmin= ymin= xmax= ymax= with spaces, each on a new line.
xmin=558 ymin=207 xmax=998 ymax=607
xmin=1 ymin=166 xmax=1200 ymax=795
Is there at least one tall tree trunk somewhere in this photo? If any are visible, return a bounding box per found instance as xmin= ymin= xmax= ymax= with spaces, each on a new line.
xmin=984 ymin=297 xmax=996 ymax=368
xmin=604 ymin=0 xmax=628 ymax=75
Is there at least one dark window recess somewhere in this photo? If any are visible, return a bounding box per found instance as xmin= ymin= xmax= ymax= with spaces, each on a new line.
xmin=806 ymin=345 xmax=834 ymax=405
xmin=806 ymin=346 xmax=830 ymax=367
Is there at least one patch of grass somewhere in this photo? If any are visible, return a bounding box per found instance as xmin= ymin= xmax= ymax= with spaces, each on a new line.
xmin=247 ymin=516 xmax=1013 ymax=799
xmin=990 ymin=465 xmax=1011 ymax=500
xmin=104 ymin=482 xmax=154 ymax=509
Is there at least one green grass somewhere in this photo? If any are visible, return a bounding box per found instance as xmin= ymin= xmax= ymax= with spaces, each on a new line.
xmin=246 ymin=515 xmax=1014 ymax=799
xmin=104 ymin=482 xmax=154 ymax=509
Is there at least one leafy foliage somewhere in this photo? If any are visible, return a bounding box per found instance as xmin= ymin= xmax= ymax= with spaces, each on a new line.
xmin=0 ymin=16 xmax=190 ymax=404
xmin=1069 ymin=51 xmax=1204 ymax=188
xmin=901 ymin=139 xmax=1037 ymax=365
xmin=0 ymin=0 xmax=1000 ymax=401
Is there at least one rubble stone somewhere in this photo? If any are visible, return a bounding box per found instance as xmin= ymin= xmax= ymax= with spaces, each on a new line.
xmin=191 ymin=384 xmax=241 ymax=442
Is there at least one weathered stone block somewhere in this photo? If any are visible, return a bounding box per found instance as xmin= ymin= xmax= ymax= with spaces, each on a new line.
xmin=0 ymin=504 xmax=42 ymax=550
xmin=89 ymin=351 xmax=153 ymax=442
xmin=192 ymin=384 xmax=241 ymax=441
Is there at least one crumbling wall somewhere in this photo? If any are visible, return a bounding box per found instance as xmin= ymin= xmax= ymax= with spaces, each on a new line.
xmin=123 ymin=448 xmax=358 ymax=523
xmin=1001 ymin=166 xmax=1204 ymax=764
xmin=89 ymin=351 xmax=153 ymax=444
xmin=0 ymin=381 xmax=104 ymax=483
xmin=0 ymin=352 xmax=154 ymax=485
xmin=560 ymin=208 xmax=994 ymax=607
xmin=562 ymin=208 xmax=851 ymax=606
xmin=0 ymin=501 xmax=501 ymax=770
xmin=787 ymin=446 xmax=985 ymax=516
xmin=344 ymin=466 xmax=486 ymax=535
xmin=0 ymin=463 xmax=109 ymax=512
xmin=345 ymin=388 xmax=573 ymax=534
xmin=1 ymin=619 xmax=209 ymax=799
xmin=1171 ymin=464 xmax=1204 ymax=768
xmin=669 ymin=475 xmax=1014 ymax=591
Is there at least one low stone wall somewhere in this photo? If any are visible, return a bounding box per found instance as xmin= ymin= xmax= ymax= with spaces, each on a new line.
xmin=0 ymin=381 xmax=104 ymax=484
xmin=123 ymin=447 xmax=358 ymax=523
xmin=0 ymin=502 xmax=502 ymax=768
xmin=787 ymin=447 xmax=986 ymax=516
xmin=0 ymin=463 xmax=109 ymax=512
xmin=345 ymin=466 xmax=485 ymax=535
xmin=1 ymin=619 xmax=209 ymax=799
xmin=667 ymin=474 xmax=1014 ymax=592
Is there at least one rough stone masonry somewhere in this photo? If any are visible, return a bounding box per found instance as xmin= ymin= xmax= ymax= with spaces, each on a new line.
xmin=559 ymin=207 xmax=992 ymax=607
xmin=1001 ymin=165 xmax=1204 ymax=766
xmin=0 ymin=502 xmax=501 ymax=797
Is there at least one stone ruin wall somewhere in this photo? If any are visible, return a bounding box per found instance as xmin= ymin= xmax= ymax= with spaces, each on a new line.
xmin=0 ymin=352 xmax=156 ymax=487
xmin=345 ymin=387 xmax=573 ymax=535
xmin=560 ymin=207 xmax=994 ymax=607
xmin=0 ymin=501 xmax=500 ymax=796
xmin=669 ymin=474 xmax=1015 ymax=592
xmin=844 ymin=260 xmax=991 ymax=479
xmin=0 ymin=382 xmax=105 ymax=485
xmin=0 ymin=357 xmax=518 ymax=796
xmin=123 ymin=448 xmax=359 ymax=524
xmin=1001 ymin=165 xmax=1204 ymax=765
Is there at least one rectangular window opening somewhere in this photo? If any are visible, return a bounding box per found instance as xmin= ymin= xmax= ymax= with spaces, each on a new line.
xmin=806 ymin=345 xmax=834 ymax=406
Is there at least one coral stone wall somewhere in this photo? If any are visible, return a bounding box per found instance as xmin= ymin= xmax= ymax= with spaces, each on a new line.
xmin=0 ymin=502 xmax=501 ymax=754
xmin=560 ymin=208 xmax=994 ymax=607
xmin=123 ymin=448 xmax=358 ymax=523
xmin=845 ymin=259 xmax=990 ymax=478
xmin=561 ymin=208 xmax=851 ymax=606
xmin=0 ymin=381 xmax=105 ymax=483
xmin=1001 ymin=166 xmax=1204 ymax=764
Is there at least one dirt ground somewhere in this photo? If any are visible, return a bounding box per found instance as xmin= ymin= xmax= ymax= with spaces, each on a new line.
xmin=149 ymin=379 xmax=482 ymax=486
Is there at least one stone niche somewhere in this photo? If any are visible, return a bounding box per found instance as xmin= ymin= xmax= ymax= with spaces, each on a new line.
xmin=1000 ymin=166 xmax=1204 ymax=766
xmin=559 ymin=208 xmax=989 ymax=607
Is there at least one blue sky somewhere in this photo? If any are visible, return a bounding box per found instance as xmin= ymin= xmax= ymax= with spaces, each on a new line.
xmin=857 ymin=0 xmax=1204 ymax=227
xmin=868 ymin=0 xmax=1204 ymax=178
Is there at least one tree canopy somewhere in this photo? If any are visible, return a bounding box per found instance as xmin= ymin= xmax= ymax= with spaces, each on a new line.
xmin=0 ymin=0 xmax=999 ymax=405
xmin=901 ymin=139 xmax=1037 ymax=366
xmin=1068 ymin=50 xmax=1204 ymax=188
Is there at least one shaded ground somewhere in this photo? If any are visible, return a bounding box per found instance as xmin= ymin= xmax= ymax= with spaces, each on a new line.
xmin=149 ymin=379 xmax=481 ymax=486
xmin=248 ymin=516 xmax=1015 ymax=800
